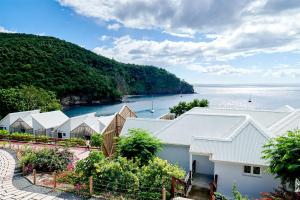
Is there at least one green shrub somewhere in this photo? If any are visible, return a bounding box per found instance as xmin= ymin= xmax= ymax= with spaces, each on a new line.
xmin=118 ymin=129 xmax=162 ymax=165
xmin=75 ymin=151 xmax=105 ymax=179
xmin=90 ymin=134 xmax=103 ymax=147
xmin=0 ymin=130 xmax=9 ymax=139
xmin=262 ymin=130 xmax=300 ymax=187
xmin=35 ymin=135 xmax=51 ymax=143
xmin=140 ymin=157 xmax=186 ymax=199
xmin=93 ymin=156 xmax=141 ymax=195
xmin=11 ymin=133 xmax=34 ymax=141
xmin=20 ymin=147 xmax=74 ymax=172
xmin=170 ymin=99 xmax=209 ymax=117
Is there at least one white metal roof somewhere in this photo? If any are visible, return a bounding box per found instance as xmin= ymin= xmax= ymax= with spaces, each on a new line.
xmin=121 ymin=118 xmax=171 ymax=136
xmin=190 ymin=119 xmax=271 ymax=166
xmin=31 ymin=111 xmax=69 ymax=129
xmin=187 ymin=107 xmax=291 ymax=128
xmin=0 ymin=110 xmax=40 ymax=126
xmin=154 ymin=113 xmax=247 ymax=145
xmin=269 ymin=110 xmax=300 ymax=136
xmin=57 ymin=113 xmax=114 ymax=134
xmin=98 ymin=115 xmax=115 ymax=127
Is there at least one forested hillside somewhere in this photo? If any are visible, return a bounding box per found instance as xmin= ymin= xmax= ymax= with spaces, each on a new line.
xmin=0 ymin=33 xmax=193 ymax=105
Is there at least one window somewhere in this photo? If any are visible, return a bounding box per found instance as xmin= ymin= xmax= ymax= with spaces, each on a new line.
xmin=63 ymin=133 xmax=66 ymax=136
xmin=253 ymin=167 xmax=261 ymax=175
xmin=243 ymin=165 xmax=261 ymax=176
xmin=244 ymin=165 xmax=251 ymax=174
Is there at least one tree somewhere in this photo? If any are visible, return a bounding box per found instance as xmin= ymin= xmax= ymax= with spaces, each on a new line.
xmin=262 ymin=130 xmax=300 ymax=188
xmin=169 ymin=99 xmax=209 ymax=117
xmin=118 ymin=129 xmax=162 ymax=165
xmin=0 ymin=85 xmax=62 ymax=118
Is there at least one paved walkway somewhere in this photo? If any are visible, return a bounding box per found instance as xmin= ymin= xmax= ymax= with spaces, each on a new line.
xmin=0 ymin=149 xmax=63 ymax=200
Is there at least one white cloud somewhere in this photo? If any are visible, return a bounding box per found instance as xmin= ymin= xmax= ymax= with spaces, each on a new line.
xmin=60 ymin=0 xmax=300 ymax=79
xmin=0 ymin=26 xmax=15 ymax=33
xmin=187 ymin=64 xmax=262 ymax=75
xmin=99 ymin=35 xmax=111 ymax=41
xmin=107 ymin=23 xmax=121 ymax=30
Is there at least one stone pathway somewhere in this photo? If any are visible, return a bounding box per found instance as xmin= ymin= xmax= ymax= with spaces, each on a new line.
xmin=0 ymin=149 xmax=63 ymax=200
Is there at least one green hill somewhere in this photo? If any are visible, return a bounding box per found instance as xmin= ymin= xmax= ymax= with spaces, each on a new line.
xmin=0 ymin=33 xmax=193 ymax=105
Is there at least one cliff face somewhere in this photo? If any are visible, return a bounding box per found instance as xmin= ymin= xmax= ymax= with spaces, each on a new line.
xmin=0 ymin=33 xmax=194 ymax=104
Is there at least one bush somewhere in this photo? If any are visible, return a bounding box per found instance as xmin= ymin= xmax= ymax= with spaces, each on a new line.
xmin=118 ymin=129 xmax=162 ymax=165
xmin=90 ymin=134 xmax=103 ymax=147
xmin=0 ymin=130 xmax=9 ymax=139
xmin=11 ymin=133 xmax=34 ymax=141
xmin=93 ymin=156 xmax=141 ymax=195
xmin=170 ymin=99 xmax=209 ymax=117
xmin=140 ymin=157 xmax=186 ymax=199
xmin=35 ymin=135 xmax=51 ymax=143
xmin=72 ymin=152 xmax=185 ymax=199
xmin=20 ymin=147 xmax=74 ymax=172
xmin=75 ymin=151 xmax=105 ymax=179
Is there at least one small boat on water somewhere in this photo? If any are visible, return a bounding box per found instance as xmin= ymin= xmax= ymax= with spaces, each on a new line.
xmin=150 ymin=96 xmax=155 ymax=113
xmin=248 ymin=95 xmax=252 ymax=103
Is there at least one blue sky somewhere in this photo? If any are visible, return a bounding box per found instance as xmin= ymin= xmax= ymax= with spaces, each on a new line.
xmin=1 ymin=0 xmax=300 ymax=84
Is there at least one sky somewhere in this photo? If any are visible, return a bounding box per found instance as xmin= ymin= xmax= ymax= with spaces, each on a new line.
xmin=1 ymin=0 xmax=300 ymax=84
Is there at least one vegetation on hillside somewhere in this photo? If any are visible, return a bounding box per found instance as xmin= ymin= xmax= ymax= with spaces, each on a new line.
xmin=0 ymin=33 xmax=194 ymax=106
xmin=0 ymin=85 xmax=61 ymax=118
xmin=169 ymin=98 xmax=209 ymax=117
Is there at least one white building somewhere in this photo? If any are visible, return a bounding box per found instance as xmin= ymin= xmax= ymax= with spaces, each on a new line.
xmin=0 ymin=110 xmax=40 ymax=133
xmin=31 ymin=110 xmax=69 ymax=136
xmin=121 ymin=106 xmax=299 ymax=198
xmin=56 ymin=113 xmax=114 ymax=139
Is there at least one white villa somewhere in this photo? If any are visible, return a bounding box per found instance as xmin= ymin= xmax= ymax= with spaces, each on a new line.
xmin=121 ymin=105 xmax=300 ymax=198
xmin=31 ymin=110 xmax=69 ymax=136
xmin=56 ymin=112 xmax=114 ymax=139
xmin=0 ymin=110 xmax=40 ymax=133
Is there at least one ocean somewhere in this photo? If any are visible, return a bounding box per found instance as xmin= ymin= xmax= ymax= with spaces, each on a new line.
xmin=64 ymin=84 xmax=300 ymax=118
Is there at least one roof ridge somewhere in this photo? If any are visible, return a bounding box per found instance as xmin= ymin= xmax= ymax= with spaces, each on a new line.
xmin=268 ymin=110 xmax=300 ymax=131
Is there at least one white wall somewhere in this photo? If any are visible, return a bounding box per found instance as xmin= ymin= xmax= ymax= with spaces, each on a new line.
xmin=158 ymin=144 xmax=190 ymax=172
xmin=0 ymin=116 xmax=10 ymax=130
xmin=32 ymin=118 xmax=44 ymax=133
xmin=192 ymin=154 xmax=214 ymax=175
xmin=214 ymin=161 xmax=280 ymax=198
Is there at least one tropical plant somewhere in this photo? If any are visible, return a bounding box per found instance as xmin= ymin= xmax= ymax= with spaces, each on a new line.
xmin=232 ymin=185 xmax=249 ymax=200
xmin=262 ymin=130 xmax=300 ymax=188
xmin=169 ymin=98 xmax=209 ymax=117
xmin=75 ymin=151 xmax=105 ymax=179
xmin=260 ymin=187 xmax=300 ymax=200
xmin=118 ymin=128 xmax=162 ymax=165
xmin=140 ymin=157 xmax=185 ymax=199
xmin=90 ymin=134 xmax=103 ymax=147
xmin=93 ymin=156 xmax=141 ymax=195
xmin=20 ymin=147 xmax=74 ymax=172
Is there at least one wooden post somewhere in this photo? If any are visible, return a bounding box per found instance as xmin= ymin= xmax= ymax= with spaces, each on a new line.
xmin=171 ymin=177 xmax=175 ymax=198
xmin=162 ymin=186 xmax=166 ymax=200
xmin=33 ymin=169 xmax=36 ymax=185
xmin=53 ymin=171 xmax=57 ymax=189
xmin=22 ymin=165 xmax=25 ymax=176
xmin=89 ymin=176 xmax=93 ymax=196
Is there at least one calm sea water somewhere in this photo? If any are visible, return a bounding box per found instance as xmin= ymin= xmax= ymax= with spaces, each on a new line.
xmin=64 ymin=85 xmax=300 ymax=118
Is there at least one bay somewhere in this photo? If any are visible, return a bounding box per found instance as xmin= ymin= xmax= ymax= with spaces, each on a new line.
xmin=64 ymin=84 xmax=300 ymax=118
